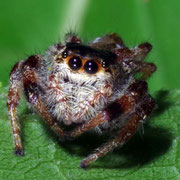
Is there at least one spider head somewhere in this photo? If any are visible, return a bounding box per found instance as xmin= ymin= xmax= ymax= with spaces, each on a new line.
xmin=48 ymin=42 xmax=126 ymax=96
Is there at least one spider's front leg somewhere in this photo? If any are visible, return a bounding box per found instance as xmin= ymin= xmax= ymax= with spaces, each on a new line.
xmin=7 ymin=61 xmax=24 ymax=155
xmin=80 ymin=80 xmax=155 ymax=168
xmin=7 ymin=55 xmax=67 ymax=156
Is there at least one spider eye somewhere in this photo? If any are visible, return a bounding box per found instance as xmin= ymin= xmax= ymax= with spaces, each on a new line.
xmin=84 ymin=60 xmax=98 ymax=74
xmin=62 ymin=50 xmax=68 ymax=58
xmin=102 ymin=59 xmax=110 ymax=68
xmin=68 ymin=56 xmax=82 ymax=71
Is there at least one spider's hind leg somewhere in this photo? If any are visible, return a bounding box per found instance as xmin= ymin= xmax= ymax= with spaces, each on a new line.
xmin=89 ymin=33 xmax=125 ymax=50
xmin=115 ymin=42 xmax=157 ymax=79
xmin=65 ymin=32 xmax=82 ymax=44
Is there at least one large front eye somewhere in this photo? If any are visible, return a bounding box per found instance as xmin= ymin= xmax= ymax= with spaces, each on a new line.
xmin=68 ymin=56 xmax=82 ymax=71
xmin=84 ymin=60 xmax=98 ymax=74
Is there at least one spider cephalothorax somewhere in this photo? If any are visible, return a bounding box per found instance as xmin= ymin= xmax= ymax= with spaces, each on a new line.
xmin=7 ymin=33 xmax=156 ymax=168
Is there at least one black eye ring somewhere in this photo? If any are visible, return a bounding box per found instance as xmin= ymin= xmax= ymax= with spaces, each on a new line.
xmin=62 ymin=50 xmax=68 ymax=58
xmin=68 ymin=56 xmax=82 ymax=71
xmin=84 ymin=60 xmax=98 ymax=74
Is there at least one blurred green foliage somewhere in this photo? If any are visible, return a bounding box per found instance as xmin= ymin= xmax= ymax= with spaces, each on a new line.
xmin=0 ymin=0 xmax=180 ymax=91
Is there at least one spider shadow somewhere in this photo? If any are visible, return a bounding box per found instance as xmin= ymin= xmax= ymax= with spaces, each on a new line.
xmin=153 ymin=90 xmax=173 ymax=116
xmin=57 ymin=125 xmax=173 ymax=169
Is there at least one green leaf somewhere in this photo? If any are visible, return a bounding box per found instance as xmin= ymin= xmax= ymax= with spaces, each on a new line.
xmin=0 ymin=87 xmax=180 ymax=180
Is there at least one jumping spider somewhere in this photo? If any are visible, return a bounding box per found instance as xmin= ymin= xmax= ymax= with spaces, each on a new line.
xmin=7 ymin=33 xmax=156 ymax=168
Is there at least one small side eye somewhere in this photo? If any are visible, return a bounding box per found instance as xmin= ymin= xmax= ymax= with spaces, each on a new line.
xmin=68 ymin=56 xmax=82 ymax=71
xmin=62 ymin=50 xmax=68 ymax=58
xmin=84 ymin=60 xmax=98 ymax=74
xmin=102 ymin=59 xmax=110 ymax=68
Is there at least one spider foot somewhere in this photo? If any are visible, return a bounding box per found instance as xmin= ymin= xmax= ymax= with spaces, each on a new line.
xmin=14 ymin=147 xmax=24 ymax=156
xmin=80 ymin=161 xmax=88 ymax=169
xmin=80 ymin=154 xmax=97 ymax=169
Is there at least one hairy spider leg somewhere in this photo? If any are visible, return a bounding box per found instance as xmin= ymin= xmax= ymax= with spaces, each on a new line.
xmin=80 ymin=80 xmax=155 ymax=168
xmin=7 ymin=62 xmax=24 ymax=155
xmin=89 ymin=33 xmax=125 ymax=50
xmin=121 ymin=60 xmax=157 ymax=80
xmin=115 ymin=42 xmax=156 ymax=79
xmin=65 ymin=32 xmax=82 ymax=44
xmin=115 ymin=42 xmax=152 ymax=62
xmin=70 ymin=111 xmax=112 ymax=139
